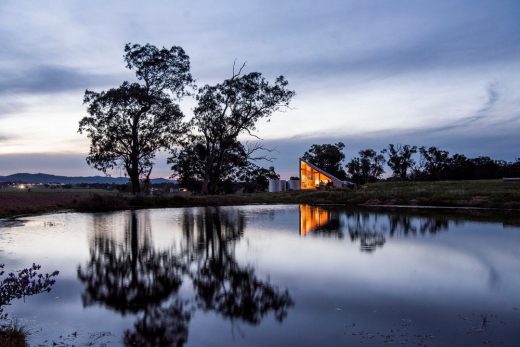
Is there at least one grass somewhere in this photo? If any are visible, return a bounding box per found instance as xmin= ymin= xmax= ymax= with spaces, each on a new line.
xmin=154 ymin=179 xmax=520 ymax=209
xmin=0 ymin=321 xmax=28 ymax=347
xmin=0 ymin=187 xmax=119 ymax=218
xmin=1 ymin=180 xmax=519 ymax=219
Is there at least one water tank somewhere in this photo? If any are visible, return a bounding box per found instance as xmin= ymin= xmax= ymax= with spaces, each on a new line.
xmin=268 ymin=179 xmax=280 ymax=192
xmin=288 ymin=179 xmax=300 ymax=190
xmin=279 ymin=180 xmax=287 ymax=192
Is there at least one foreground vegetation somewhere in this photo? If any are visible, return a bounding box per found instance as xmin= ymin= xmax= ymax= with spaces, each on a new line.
xmin=0 ymin=322 xmax=27 ymax=347
xmin=0 ymin=180 xmax=519 ymax=218
xmin=0 ymin=263 xmax=59 ymax=347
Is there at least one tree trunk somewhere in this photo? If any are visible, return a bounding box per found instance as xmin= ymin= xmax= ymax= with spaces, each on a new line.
xmin=131 ymin=175 xmax=141 ymax=194
xmin=202 ymin=178 xmax=210 ymax=195
xmin=201 ymin=153 xmax=215 ymax=195
xmin=130 ymin=115 xmax=141 ymax=195
xmin=129 ymin=157 xmax=141 ymax=194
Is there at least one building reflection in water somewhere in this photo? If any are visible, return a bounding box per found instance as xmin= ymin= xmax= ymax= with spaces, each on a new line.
xmin=77 ymin=209 xmax=293 ymax=347
xmin=299 ymin=205 xmax=331 ymax=236
xmin=298 ymin=204 xmax=451 ymax=252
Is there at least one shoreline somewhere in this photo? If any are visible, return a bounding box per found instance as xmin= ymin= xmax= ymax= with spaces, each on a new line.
xmin=1 ymin=179 xmax=519 ymax=219
xmin=3 ymin=201 xmax=520 ymax=231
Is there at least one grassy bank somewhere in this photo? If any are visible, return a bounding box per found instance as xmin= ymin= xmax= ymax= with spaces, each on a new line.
xmin=1 ymin=180 xmax=519 ymax=218
xmin=128 ymin=179 xmax=520 ymax=209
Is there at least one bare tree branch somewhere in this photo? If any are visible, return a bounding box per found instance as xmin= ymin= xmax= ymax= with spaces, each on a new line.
xmin=245 ymin=141 xmax=276 ymax=162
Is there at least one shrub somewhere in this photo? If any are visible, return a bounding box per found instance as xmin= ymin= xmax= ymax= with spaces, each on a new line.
xmin=0 ymin=264 xmax=59 ymax=319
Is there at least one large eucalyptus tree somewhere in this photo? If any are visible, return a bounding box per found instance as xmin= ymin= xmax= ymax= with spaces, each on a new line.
xmin=172 ymin=63 xmax=295 ymax=194
xmin=79 ymin=43 xmax=193 ymax=193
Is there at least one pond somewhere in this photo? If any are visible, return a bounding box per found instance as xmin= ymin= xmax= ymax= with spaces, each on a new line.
xmin=1 ymin=205 xmax=520 ymax=346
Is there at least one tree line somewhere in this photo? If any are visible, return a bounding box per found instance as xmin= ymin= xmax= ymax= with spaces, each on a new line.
xmin=302 ymin=142 xmax=520 ymax=184
xmin=79 ymin=43 xmax=294 ymax=194
xmin=79 ymin=43 xmax=518 ymax=194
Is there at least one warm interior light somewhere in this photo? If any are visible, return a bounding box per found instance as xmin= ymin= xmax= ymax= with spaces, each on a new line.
xmin=300 ymin=205 xmax=330 ymax=236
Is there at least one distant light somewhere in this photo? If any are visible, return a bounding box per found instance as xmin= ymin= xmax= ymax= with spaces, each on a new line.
xmin=18 ymin=184 xmax=26 ymax=189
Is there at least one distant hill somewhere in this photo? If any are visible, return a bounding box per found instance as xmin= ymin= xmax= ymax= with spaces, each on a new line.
xmin=0 ymin=173 xmax=176 ymax=185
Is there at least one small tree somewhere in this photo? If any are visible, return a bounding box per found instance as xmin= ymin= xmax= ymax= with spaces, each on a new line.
xmin=79 ymin=43 xmax=193 ymax=194
xmin=347 ymin=149 xmax=385 ymax=184
xmin=170 ymin=135 xmax=278 ymax=194
xmin=418 ymin=146 xmax=450 ymax=180
xmin=170 ymin=136 xmax=250 ymax=193
xmin=382 ymin=144 xmax=417 ymax=180
xmin=240 ymin=165 xmax=279 ymax=193
xmin=302 ymin=142 xmax=348 ymax=180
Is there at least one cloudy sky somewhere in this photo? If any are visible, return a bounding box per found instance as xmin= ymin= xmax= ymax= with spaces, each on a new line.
xmin=0 ymin=0 xmax=519 ymax=178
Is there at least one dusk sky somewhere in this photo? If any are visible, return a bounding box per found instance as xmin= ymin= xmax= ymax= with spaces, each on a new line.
xmin=0 ymin=0 xmax=519 ymax=178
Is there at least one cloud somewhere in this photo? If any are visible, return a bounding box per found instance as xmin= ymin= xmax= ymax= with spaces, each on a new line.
xmin=0 ymin=65 xmax=118 ymax=96
xmin=426 ymin=83 xmax=501 ymax=133
xmin=476 ymin=84 xmax=500 ymax=115
xmin=0 ymin=153 xmax=93 ymax=176
xmin=0 ymin=100 xmax=23 ymax=118
xmin=0 ymin=1 xmax=519 ymax=176
xmin=0 ymin=151 xmax=174 ymax=177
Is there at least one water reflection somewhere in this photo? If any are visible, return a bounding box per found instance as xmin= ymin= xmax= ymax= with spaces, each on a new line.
xmin=123 ymin=300 xmax=191 ymax=347
xmin=78 ymin=212 xmax=185 ymax=314
xmin=3 ymin=205 xmax=520 ymax=346
xmin=182 ymin=208 xmax=292 ymax=324
xmin=78 ymin=208 xmax=293 ymax=346
xmin=299 ymin=205 xmax=341 ymax=237
xmin=299 ymin=205 xmax=451 ymax=252
xmin=346 ymin=215 xmax=386 ymax=253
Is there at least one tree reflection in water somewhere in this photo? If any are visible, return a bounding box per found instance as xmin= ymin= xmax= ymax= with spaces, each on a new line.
xmin=187 ymin=208 xmax=292 ymax=324
xmin=299 ymin=205 xmax=450 ymax=252
xmin=123 ymin=299 xmax=191 ymax=347
xmin=77 ymin=212 xmax=185 ymax=314
xmin=77 ymin=208 xmax=293 ymax=346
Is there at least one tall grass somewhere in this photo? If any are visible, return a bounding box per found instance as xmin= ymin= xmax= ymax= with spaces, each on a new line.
xmin=0 ymin=320 xmax=28 ymax=347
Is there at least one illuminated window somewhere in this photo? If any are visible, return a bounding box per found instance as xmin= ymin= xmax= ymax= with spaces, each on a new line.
xmin=300 ymin=159 xmax=335 ymax=190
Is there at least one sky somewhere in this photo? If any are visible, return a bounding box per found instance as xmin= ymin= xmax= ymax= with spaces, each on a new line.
xmin=0 ymin=0 xmax=519 ymax=178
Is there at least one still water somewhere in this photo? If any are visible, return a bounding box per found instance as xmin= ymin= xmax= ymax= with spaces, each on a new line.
xmin=1 ymin=205 xmax=520 ymax=346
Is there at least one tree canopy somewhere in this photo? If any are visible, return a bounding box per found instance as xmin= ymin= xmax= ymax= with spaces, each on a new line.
xmin=383 ymin=144 xmax=417 ymax=180
xmin=302 ymin=142 xmax=348 ymax=180
xmin=347 ymin=148 xmax=385 ymax=184
xmin=170 ymin=136 xmax=250 ymax=193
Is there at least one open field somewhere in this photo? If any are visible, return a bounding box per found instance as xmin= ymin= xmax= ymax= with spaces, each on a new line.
xmin=286 ymin=179 xmax=520 ymax=209
xmin=0 ymin=187 xmax=118 ymax=217
xmin=0 ymin=180 xmax=519 ymax=218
